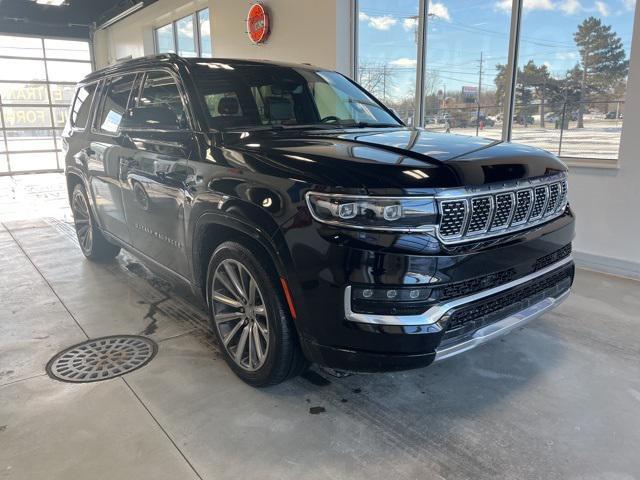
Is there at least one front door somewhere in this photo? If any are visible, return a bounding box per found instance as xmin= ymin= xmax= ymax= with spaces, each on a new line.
xmin=119 ymin=70 xmax=194 ymax=277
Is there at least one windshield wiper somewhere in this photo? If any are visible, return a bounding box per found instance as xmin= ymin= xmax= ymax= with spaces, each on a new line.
xmin=340 ymin=122 xmax=403 ymax=129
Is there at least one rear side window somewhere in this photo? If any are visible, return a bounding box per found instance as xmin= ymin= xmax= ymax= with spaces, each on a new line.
xmin=133 ymin=71 xmax=189 ymax=129
xmin=95 ymin=73 xmax=137 ymax=134
xmin=70 ymin=83 xmax=97 ymax=130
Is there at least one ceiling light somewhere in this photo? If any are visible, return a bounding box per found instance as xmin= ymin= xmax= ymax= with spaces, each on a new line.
xmin=34 ymin=0 xmax=66 ymax=6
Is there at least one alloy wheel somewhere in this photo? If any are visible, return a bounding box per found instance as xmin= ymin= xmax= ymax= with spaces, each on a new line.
xmin=211 ymin=259 xmax=270 ymax=371
xmin=72 ymin=191 xmax=93 ymax=253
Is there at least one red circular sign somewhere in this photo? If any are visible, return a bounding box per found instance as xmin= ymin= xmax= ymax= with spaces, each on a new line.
xmin=247 ymin=3 xmax=270 ymax=44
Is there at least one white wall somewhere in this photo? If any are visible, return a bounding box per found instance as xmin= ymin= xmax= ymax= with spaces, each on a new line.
xmin=93 ymin=0 xmax=352 ymax=73
xmin=568 ymin=4 xmax=640 ymax=279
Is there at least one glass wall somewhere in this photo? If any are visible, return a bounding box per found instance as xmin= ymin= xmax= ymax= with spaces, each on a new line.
xmin=355 ymin=0 xmax=635 ymax=161
xmin=357 ymin=0 xmax=419 ymax=124
xmin=155 ymin=9 xmax=212 ymax=58
xmin=422 ymin=0 xmax=512 ymax=140
xmin=0 ymin=35 xmax=92 ymax=174
xmin=511 ymin=3 xmax=633 ymax=160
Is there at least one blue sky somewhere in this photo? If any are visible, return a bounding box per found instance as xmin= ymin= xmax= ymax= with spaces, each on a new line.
xmin=358 ymin=0 xmax=636 ymax=100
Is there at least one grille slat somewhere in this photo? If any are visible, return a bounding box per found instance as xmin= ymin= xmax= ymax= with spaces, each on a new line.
xmin=490 ymin=193 xmax=515 ymax=230
xmin=437 ymin=174 xmax=567 ymax=244
xmin=467 ymin=196 xmax=493 ymax=234
xmin=439 ymin=200 xmax=467 ymax=238
xmin=545 ymin=183 xmax=560 ymax=216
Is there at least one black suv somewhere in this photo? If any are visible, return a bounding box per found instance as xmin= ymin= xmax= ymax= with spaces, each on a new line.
xmin=63 ymin=54 xmax=574 ymax=386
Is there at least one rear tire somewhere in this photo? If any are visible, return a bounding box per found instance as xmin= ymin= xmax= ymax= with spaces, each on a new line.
xmin=71 ymin=183 xmax=120 ymax=261
xmin=207 ymin=241 xmax=307 ymax=386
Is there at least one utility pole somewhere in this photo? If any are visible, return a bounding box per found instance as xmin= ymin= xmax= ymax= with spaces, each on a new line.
xmin=476 ymin=51 xmax=483 ymax=136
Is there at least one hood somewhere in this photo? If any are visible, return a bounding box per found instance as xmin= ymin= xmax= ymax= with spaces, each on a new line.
xmin=220 ymin=127 xmax=567 ymax=192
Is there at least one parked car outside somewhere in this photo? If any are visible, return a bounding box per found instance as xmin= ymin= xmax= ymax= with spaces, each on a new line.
xmin=63 ymin=55 xmax=574 ymax=386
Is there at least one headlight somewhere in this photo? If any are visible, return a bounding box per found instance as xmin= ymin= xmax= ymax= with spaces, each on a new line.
xmin=305 ymin=192 xmax=437 ymax=232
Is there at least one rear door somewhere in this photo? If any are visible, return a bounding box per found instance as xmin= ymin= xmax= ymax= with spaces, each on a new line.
xmin=118 ymin=69 xmax=195 ymax=277
xmin=86 ymin=73 xmax=139 ymax=243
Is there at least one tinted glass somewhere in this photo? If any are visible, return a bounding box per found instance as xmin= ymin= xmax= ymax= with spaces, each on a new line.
xmin=192 ymin=63 xmax=401 ymax=130
xmin=96 ymin=74 xmax=137 ymax=134
xmin=132 ymin=71 xmax=188 ymax=129
xmin=71 ymin=83 xmax=97 ymax=129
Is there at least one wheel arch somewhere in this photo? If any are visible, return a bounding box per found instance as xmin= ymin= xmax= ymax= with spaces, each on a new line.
xmin=191 ymin=211 xmax=293 ymax=304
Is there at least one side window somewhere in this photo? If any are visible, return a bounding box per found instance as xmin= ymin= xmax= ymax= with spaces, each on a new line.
xmin=132 ymin=70 xmax=189 ymax=130
xmin=95 ymin=73 xmax=137 ymax=134
xmin=70 ymin=83 xmax=97 ymax=130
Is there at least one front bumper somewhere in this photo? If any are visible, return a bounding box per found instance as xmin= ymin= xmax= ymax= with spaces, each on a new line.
xmin=283 ymin=209 xmax=576 ymax=372
xmin=300 ymin=256 xmax=574 ymax=371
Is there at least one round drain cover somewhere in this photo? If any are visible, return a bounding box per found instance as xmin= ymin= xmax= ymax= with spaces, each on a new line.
xmin=46 ymin=335 xmax=157 ymax=383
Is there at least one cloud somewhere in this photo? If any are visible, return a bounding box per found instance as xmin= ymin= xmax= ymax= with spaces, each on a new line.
xmin=359 ymin=12 xmax=398 ymax=30
xmin=430 ymin=1 xmax=451 ymax=21
xmin=403 ymin=17 xmax=418 ymax=30
xmin=623 ymin=0 xmax=636 ymax=10
xmin=389 ymin=57 xmax=418 ymax=67
xmin=559 ymin=0 xmax=582 ymax=14
xmin=594 ymin=0 xmax=610 ymax=15
xmin=495 ymin=0 xmax=556 ymax=12
xmin=555 ymin=51 xmax=578 ymax=60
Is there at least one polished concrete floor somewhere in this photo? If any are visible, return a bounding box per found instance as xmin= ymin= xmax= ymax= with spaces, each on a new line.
xmin=1 ymin=174 xmax=639 ymax=480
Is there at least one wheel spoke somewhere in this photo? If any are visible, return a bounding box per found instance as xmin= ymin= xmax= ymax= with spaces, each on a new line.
xmin=223 ymin=262 xmax=246 ymax=301
xmin=248 ymin=279 xmax=256 ymax=307
xmin=253 ymin=305 xmax=265 ymax=316
xmin=234 ymin=325 xmax=250 ymax=363
xmin=223 ymin=320 xmax=244 ymax=347
xmin=252 ymin=322 xmax=264 ymax=362
xmin=256 ymin=321 xmax=268 ymax=340
xmin=215 ymin=312 xmax=243 ymax=324
xmin=248 ymin=324 xmax=254 ymax=368
xmin=216 ymin=271 xmax=243 ymax=302
xmin=212 ymin=292 xmax=243 ymax=309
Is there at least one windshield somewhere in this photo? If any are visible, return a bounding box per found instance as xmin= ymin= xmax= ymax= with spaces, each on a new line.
xmin=191 ymin=62 xmax=402 ymax=131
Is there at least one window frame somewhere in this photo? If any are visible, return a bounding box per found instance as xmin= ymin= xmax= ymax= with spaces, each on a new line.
xmin=153 ymin=8 xmax=212 ymax=58
xmin=125 ymin=68 xmax=196 ymax=133
xmin=91 ymin=72 xmax=140 ymax=137
xmin=69 ymin=80 xmax=100 ymax=132
xmin=0 ymin=33 xmax=92 ymax=174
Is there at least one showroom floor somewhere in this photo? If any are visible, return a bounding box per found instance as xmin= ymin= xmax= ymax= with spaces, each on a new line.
xmin=1 ymin=174 xmax=639 ymax=480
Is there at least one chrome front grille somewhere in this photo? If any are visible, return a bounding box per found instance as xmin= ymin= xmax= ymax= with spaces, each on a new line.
xmin=437 ymin=174 xmax=568 ymax=244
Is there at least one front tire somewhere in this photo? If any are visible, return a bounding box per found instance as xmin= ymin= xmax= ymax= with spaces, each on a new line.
xmin=207 ymin=241 xmax=307 ymax=386
xmin=71 ymin=183 xmax=120 ymax=261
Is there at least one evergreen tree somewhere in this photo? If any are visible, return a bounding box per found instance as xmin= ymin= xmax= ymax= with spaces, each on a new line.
xmin=574 ymin=17 xmax=628 ymax=127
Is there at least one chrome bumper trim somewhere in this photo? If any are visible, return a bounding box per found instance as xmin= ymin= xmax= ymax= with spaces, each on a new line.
xmin=434 ymin=288 xmax=571 ymax=362
xmin=344 ymin=255 xmax=573 ymax=326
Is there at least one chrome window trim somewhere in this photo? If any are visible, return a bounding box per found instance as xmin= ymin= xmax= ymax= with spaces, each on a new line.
xmin=344 ymin=255 xmax=573 ymax=326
